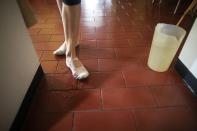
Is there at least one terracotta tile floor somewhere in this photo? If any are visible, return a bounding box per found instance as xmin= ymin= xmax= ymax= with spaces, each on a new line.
xmin=23 ymin=0 xmax=197 ymax=131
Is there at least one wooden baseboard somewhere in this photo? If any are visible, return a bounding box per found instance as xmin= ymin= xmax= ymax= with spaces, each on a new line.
xmin=175 ymin=59 xmax=197 ymax=95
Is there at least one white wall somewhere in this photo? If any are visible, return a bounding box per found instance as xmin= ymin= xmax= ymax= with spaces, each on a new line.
xmin=190 ymin=58 xmax=197 ymax=77
xmin=0 ymin=0 xmax=39 ymax=131
xmin=179 ymin=18 xmax=197 ymax=78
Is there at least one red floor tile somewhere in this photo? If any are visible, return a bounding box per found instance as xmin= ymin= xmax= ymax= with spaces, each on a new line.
xmin=114 ymin=47 xmax=150 ymax=58
xmin=151 ymin=85 xmax=191 ymax=107
xmin=129 ymin=38 xmax=151 ymax=47
xmin=118 ymin=17 xmax=134 ymax=26
xmin=81 ymin=33 xmax=111 ymax=40
xmin=41 ymin=51 xmax=65 ymax=61
xmin=98 ymin=58 xmax=142 ymax=72
xmin=81 ymin=59 xmax=99 ymax=72
xmin=134 ymin=107 xmax=197 ymax=131
xmin=78 ymin=72 xmax=125 ymax=89
xmin=23 ymin=112 xmax=73 ymax=131
xmin=56 ymin=61 xmax=70 ymax=74
xmin=96 ymin=25 xmax=125 ymax=33
xmin=31 ymin=35 xmax=51 ymax=43
xmin=45 ymin=18 xmax=62 ymax=24
xmin=110 ymin=32 xmax=141 ymax=40
xmin=50 ymin=35 xmax=65 ymax=42
xmin=122 ymin=25 xmax=143 ymax=32
xmin=97 ymin=40 xmax=130 ymax=48
xmin=43 ymin=74 xmax=77 ymax=91
xmin=34 ymin=42 xmax=62 ymax=51
xmin=39 ymin=28 xmax=55 ymax=35
xmin=79 ymin=48 xmax=116 ymax=59
xmin=79 ymin=26 xmax=96 ymax=33
xmin=33 ymin=42 xmax=45 ymax=51
xmin=75 ymin=111 xmax=136 ymax=131
xmin=41 ymin=61 xmax=58 ymax=74
xmin=80 ymin=21 xmax=108 ymax=27
xmin=39 ymin=89 xmax=101 ymax=112
xmin=169 ymin=70 xmax=185 ymax=85
xmin=94 ymin=16 xmax=119 ymax=24
xmin=102 ymin=87 xmax=156 ymax=109
xmin=78 ymin=40 xmax=97 ymax=49
xmin=39 ymin=28 xmax=64 ymax=35
xmin=123 ymin=68 xmax=174 ymax=87
xmin=31 ymin=23 xmax=57 ymax=29
xmin=28 ymin=28 xmax=41 ymax=35
xmin=44 ymin=42 xmax=62 ymax=50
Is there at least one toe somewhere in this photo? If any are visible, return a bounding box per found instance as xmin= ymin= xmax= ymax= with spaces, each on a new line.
xmin=53 ymin=50 xmax=57 ymax=55
xmin=53 ymin=50 xmax=64 ymax=55
xmin=77 ymin=71 xmax=89 ymax=80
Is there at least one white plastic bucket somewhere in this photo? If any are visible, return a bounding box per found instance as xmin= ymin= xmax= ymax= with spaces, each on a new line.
xmin=148 ymin=23 xmax=186 ymax=72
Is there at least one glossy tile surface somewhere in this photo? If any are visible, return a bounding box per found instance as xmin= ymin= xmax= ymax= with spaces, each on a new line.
xmin=24 ymin=0 xmax=197 ymax=131
xmin=134 ymin=107 xmax=197 ymax=131
xmin=75 ymin=111 xmax=136 ymax=131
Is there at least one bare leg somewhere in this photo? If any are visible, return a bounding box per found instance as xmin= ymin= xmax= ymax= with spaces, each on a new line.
xmin=65 ymin=4 xmax=80 ymax=58
xmin=53 ymin=0 xmax=80 ymax=55
xmin=56 ymin=0 xmax=63 ymax=16
xmin=63 ymin=4 xmax=89 ymax=79
xmin=53 ymin=0 xmax=67 ymax=55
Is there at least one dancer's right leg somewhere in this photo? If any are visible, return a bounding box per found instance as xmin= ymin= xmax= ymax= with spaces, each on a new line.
xmin=53 ymin=0 xmax=80 ymax=56
xmin=64 ymin=3 xmax=89 ymax=80
xmin=56 ymin=0 xmax=63 ymax=16
xmin=54 ymin=0 xmax=89 ymax=79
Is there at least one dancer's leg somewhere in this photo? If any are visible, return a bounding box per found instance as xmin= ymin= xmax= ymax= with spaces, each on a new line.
xmin=53 ymin=0 xmax=80 ymax=55
xmin=56 ymin=2 xmax=88 ymax=79
xmin=56 ymin=0 xmax=63 ymax=16
xmin=64 ymin=3 xmax=89 ymax=79
xmin=65 ymin=4 xmax=80 ymax=58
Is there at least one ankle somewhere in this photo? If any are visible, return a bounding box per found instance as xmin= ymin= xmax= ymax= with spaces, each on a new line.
xmin=66 ymin=50 xmax=77 ymax=58
xmin=66 ymin=55 xmax=78 ymax=62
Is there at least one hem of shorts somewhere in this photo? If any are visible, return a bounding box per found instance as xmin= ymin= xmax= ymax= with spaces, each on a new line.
xmin=63 ymin=1 xmax=81 ymax=6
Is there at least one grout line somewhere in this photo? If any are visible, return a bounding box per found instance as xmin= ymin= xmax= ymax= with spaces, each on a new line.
xmin=47 ymin=34 xmax=53 ymax=43
xmin=113 ymin=48 xmax=118 ymax=58
xmin=131 ymin=110 xmax=138 ymax=131
xmin=38 ymin=50 xmax=44 ymax=61
xmin=71 ymin=112 xmax=75 ymax=131
xmin=108 ymin=32 xmax=112 ymax=40
xmin=121 ymin=71 xmax=127 ymax=88
xmin=76 ymin=80 xmax=80 ymax=90
xmin=97 ymin=59 xmax=100 ymax=72
xmin=100 ymin=88 xmax=104 ymax=110
xmin=127 ymin=39 xmax=133 ymax=47
xmin=95 ymin=39 xmax=98 ymax=48
xmin=71 ymin=104 xmax=189 ymax=113
xmin=54 ymin=60 xmax=59 ymax=74
xmin=44 ymin=87 xmax=101 ymax=93
xmin=38 ymin=104 xmax=189 ymax=115
xmin=36 ymin=28 xmax=41 ymax=35
xmin=148 ymin=85 xmax=159 ymax=108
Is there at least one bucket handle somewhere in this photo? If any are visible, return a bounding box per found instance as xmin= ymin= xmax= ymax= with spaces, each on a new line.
xmin=177 ymin=0 xmax=197 ymax=26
